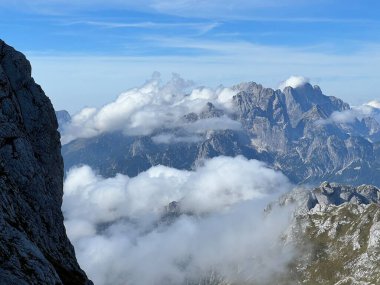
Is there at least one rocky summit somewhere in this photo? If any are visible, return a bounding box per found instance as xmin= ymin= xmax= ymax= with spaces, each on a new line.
xmin=0 ymin=40 xmax=91 ymax=284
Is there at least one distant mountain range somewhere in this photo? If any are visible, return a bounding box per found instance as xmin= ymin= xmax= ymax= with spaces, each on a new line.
xmin=59 ymin=81 xmax=380 ymax=187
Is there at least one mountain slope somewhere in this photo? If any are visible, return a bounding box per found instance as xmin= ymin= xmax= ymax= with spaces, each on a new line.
xmin=279 ymin=183 xmax=380 ymax=285
xmin=0 ymin=40 xmax=91 ymax=284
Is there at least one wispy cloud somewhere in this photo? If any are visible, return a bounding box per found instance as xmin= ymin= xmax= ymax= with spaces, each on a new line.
xmin=148 ymin=0 xmax=307 ymax=19
xmin=137 ymin=35 xmax=355 ymax=57
xmin=64 ymin=20 xmax=219 ymax=35
xmin=5 ymin=0 xmax=376 ymax=24
xmin=69 ymin=20 xmax=217 ymax=30
xmin=241 ymin=17 xmax=380 ymax=25
xmin=0 ymin=0 xmax=302 ymax=16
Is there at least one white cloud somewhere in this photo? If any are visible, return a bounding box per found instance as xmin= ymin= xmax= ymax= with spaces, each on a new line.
xmin=60 ymin=73 xmax=240 ymax=144
xmin=66 ymin=20 xmax=219 ymax=35
xmin=152 ymin=133 xmax=202 ymax=144
xmin=366 ymin=100 xmax=380 ymax=109
xmin=63 ymin=156 xmax=295 ymax=285
xmin=320 ymin=102 xmax=380 ymax=125
xmin=329 ymin=109 xmax=358 ymax=124
xmin=278 ymin=75 xmax=310 ymax=91
xmin=142 ymin=0 xmax=311 ymax=20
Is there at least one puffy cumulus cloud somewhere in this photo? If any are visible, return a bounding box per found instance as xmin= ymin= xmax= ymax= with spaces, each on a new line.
xmin=63 ymin=156 xmax=290 ymax=220
xmin=63 ymin=156 xmax=295 ymax=285
xmin=278 ymin=75 xmax=309 ymax=91
xmin=61 ymin=73 xmax=240 ymax=144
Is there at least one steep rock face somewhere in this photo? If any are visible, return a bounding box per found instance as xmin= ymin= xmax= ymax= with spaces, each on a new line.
xmin=0 ymin=40 xmax=91 ymax=284
xmin=232 ymin=82 xmax=379 ymax=186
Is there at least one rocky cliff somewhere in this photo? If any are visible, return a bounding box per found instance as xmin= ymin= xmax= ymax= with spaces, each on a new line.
xmin=234 ymin=83 xmax=380 ymax=187
xmin=0 ymin=40 xmax=91 ymax=284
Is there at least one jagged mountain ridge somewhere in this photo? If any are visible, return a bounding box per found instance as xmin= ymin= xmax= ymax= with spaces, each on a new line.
xmin=0 ymin=40 xmax=91 ymax=284
xmin=61 ymin=81 xmax=380 ymax=186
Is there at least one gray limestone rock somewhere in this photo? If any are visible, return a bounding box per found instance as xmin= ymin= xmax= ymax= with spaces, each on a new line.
xmin=0 ymin=40 xmax=91 ymax=284
xmin=285 ymin=183 xmax=380 ymax=285
xmin=266 ymin=182 xmax=380 ymax=284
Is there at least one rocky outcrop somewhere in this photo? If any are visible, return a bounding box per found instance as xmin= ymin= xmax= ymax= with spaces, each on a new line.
xmin=279 ymin=183 xmax=380 ymax=285
xmin=280 ymin=182 xmax=380 ymax=211
xmin=0 ymin=40 xmax=91 ymax=283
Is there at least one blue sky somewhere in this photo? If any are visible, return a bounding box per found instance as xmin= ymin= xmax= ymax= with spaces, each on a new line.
xmin=1 ymin=0 xmax=379 ymax=112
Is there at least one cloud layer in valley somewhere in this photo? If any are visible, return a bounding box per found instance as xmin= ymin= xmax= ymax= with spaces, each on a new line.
xmin=60 ymin=73 xmax=239 ymax=144
xmin=63 ymin=156 xmax=295 ymax=285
